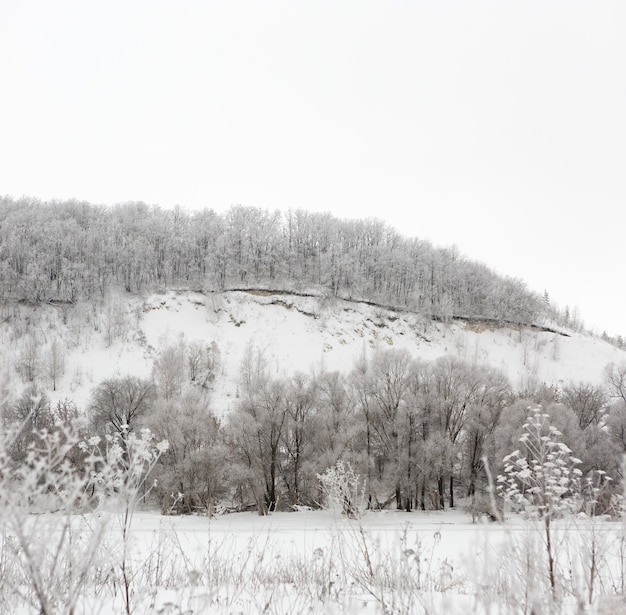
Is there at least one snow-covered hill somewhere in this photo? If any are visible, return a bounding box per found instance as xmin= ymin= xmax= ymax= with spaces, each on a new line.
xmin=3 ymin=290 xmax=623 ymax=414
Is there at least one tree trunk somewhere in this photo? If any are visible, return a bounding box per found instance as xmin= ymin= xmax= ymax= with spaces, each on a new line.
xmin=449 ymin=474 xmax=455 ymax=508
xmin=366 ymin=414 xmax=372 ymax=508
xmin=437 ymin=476 xmax=445 ymax=510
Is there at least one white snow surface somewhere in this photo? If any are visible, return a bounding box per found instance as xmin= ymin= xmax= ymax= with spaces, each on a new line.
xmin=9 ymin=289 xmax=625 ymax=412
xmin=26 ymin=507 xmax=625 ymax=615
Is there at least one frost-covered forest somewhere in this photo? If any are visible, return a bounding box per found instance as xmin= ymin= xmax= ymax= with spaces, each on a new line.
xmin=2 ymin=198 xmax=626 ymax=613
xmin=6 ymin=339 xmax=626 ymax=518
xmin=0 ymin=197 xmax=546 ymax=324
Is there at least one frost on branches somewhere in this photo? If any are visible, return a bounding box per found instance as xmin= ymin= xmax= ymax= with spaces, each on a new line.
xmin=0 ymin=422 xmax=169 ymax=615
xmin=498 ymin=406 xmax=583 ymax=521
xmin=317 ymin=460 xmax=366 ymax=518
xmin=497 ymin=406 xmax=585 ymax=594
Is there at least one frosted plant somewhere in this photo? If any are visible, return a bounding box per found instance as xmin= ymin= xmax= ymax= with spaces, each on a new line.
xmin=88 ymin=426 xmax=169 ymax=501
xmin=85 ymin=426 xmax=169 ymax=615
xmin=0 ymin=420 xmax=168 ymax=615
xmin=317 ymin=460 xmax=366 ymax=518
xmin=498 ymin=409 xmax=582 ymax=521
xmin=498 ymin=406 xmax=583 ymax=596
xmin=571 ymin=469 xmax=615 ymax=605
xmin=0 ymin=422 xmax=108 ymax=615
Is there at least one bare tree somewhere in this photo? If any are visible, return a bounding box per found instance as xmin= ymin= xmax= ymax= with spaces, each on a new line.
xmin=561 ymin=382 xmax=607 ymax=431
xmin=607 ymin=401 xmax=626 ymax=452
xmin=152 ymin=342 xmax=186 ymax=399
xmin=89 ymin=376 xmax=155 ymax=440
xmin=367 ymin=348 xmax=413 ymax=509
xmin=282 ymin=373 xmax=317 ymax=506
xmin=45 ymin=336 xmax=65 ymax=391
xmin=186 ymin=341 xmax=204 ymax=383
xmin=605 ymin=362 xmax=626 ymax=404
xmin=230 ymin=350 xmax=289 ymax=514
xmin=18 ymin=333 xmax=41 ymax=382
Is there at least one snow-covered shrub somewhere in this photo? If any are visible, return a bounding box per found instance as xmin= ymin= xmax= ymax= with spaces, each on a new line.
xmin=317 ymin=460 xmax=366 ymax=518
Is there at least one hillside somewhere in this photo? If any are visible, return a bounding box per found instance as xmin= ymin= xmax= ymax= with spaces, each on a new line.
xmin=2 ymin=201 xmax=625 ymax=519
xmin=2 ymin=289 xmax=623 ymax=414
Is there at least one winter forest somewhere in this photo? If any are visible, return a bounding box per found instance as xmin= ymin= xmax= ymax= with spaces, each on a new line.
xmin=2 ymin=197 xmax=626 ymax=614
xmin=0 ymin=197 xmax=546 ymax=323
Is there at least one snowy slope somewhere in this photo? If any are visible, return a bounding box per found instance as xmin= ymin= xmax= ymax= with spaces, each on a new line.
xmin=16 ymin=289 xmax=621 ymax=415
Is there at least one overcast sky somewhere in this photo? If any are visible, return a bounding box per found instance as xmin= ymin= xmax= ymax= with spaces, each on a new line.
xmin=1 ymin=1 xmax=624 ymax=337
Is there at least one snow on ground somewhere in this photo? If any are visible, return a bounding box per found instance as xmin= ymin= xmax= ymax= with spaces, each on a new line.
xmin=7 ymin=501 xmax=626 ymax=614
xmin=64 ymin=507 xmax=626 ymax=614
xmin=31 ymin=289 xmax=626 ymax=412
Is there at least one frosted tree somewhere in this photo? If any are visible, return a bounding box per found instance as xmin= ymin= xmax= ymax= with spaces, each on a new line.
xmin=562 ymin=382 xmax=607 ymax=431
xmin=367 ymin=348 xmax=413 ymax=510
xmin=463 ymin=365 xmax=510 ymax=499
xmin=186 ymin=341 xmax=204 ymax=382
xmin=0 ymin=197 xmax=546 ymax=323
xmin=428 ymin=356 xmax=488 ymax=508
xmin=282 ymin=372 xmax=317 ymax=506
xmin=152 ymin=342 xmax=186 ymax=399
xmin=5 ymin=386 xmax=52 ymax=464
xmin=18 ymin=333 xmax=41 ymax=382
xmin=89 ymin=376 xmax=155 ymax=443
xmin=605 ymin=361 xmax=626 ymax=404
xmin=45 ymin=336 xmax=65 ymax=391
xmin=147 ymin=389 xmax=227 ymax=515
xmin=230 ymin=349 xmax=289 ymax=514
xmin=313 ymin=370 xmax=358 ymax=468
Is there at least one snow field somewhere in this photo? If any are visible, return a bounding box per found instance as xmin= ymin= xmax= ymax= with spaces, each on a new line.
xmin=10 ymin=507 xmax=623 ymax=614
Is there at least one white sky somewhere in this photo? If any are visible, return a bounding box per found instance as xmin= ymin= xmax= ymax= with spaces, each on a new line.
xmin=1 ymin=1 xmax=624 ymax=337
